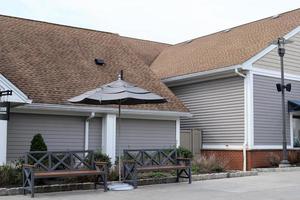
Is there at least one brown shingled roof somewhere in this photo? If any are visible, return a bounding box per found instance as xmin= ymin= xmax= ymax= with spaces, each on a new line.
xmin=121 ymin=36 xmax=170 ymax=66
xmin=151 ymin=8 xmax=300 ymax=79
xmin=0 ymin=15 xmax=187 ymax=112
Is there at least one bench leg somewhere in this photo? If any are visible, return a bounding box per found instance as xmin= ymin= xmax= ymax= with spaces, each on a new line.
xmin=103 ymin=174 xmax=108 ymax=192
xmin=176 ymin=170 xmax=179 ymax=183
xmin=31 ymin=176 xmax=35 ymax=198
xmin=188 ymin=168 xmax=192 ymax=184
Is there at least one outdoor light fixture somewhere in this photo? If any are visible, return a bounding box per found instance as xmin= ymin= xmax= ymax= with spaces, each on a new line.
xmin=0 ymin=90 xmax=12 ymax=120
xmin=272 ymin=37 xmax=293 ymax=167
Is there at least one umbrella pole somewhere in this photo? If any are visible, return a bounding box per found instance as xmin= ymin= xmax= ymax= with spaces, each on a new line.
xmin=118 ymin=103 xmax=122 ymax=182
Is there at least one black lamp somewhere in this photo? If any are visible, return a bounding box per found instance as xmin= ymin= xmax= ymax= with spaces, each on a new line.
xmin=0 ymin=90 xmax=12 ymax=120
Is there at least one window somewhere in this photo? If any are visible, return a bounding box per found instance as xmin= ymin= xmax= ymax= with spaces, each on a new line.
xmin=292 ymin=115 xmax=300 ymax=147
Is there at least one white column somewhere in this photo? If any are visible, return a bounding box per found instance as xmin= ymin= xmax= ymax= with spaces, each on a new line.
xmin=102 ymin=114 xmax=117 ymax=164
xmin=176 ymin=118 xmax=180 ymax=148
xmin=0 ymin=120 xmax=8 ymax=165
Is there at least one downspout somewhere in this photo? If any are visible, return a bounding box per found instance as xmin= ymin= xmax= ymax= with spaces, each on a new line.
xmin=235 ymin=68 xmax=247 ymax=171
xmin=85 ymin=112 xmax=95 ymax=151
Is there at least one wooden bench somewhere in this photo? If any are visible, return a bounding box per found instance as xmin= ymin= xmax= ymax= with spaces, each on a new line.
xmin=23 ymin=150 xmax=108 ymax=198
xmin=122 ymin=149 xmax=192 ymax=188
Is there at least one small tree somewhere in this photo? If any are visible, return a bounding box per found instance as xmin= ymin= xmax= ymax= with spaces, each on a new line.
xmin=30 ymin=134 xmax=47 ymax=152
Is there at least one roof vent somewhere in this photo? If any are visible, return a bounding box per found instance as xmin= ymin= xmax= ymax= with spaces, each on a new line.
xmin=223 ymin=28 xmax=231 ymax=33
xmin=95 ymin=59 xmax=105 ymax=66
xmin=272 ymin=14 xmax=280 ymax=19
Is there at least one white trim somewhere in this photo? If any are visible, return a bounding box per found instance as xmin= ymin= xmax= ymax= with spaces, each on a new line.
xmin=252 ymin=67 xmax=300 ymax=82
xmin=0 ymin=120 xmax=7 ymax=165
xmin=176 ymin=118 xmax=180 ymax=147
xmin=252 ymin=145 xmax=293 ymax=150
xmin=0 ymin=74 xmax=32 ymax=104
xmin=243 ymin=70 xmax=254 ymax=150
xmin=202 ymin=144 xmax=243 ymax=150
xmin=242 ymin=26 xmax=300 ymax=68
xmin=162 ymin=65 xmax=244 ymax=87
xmin=13 ymin=103 xmax=192 ymax=118
xmin=290 ymin=113 xmax=294 ymax=148
xmin=101 ymin=114 xmax=117 ymax=164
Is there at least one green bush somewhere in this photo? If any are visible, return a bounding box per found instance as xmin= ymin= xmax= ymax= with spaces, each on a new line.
xmin=30 ymin=134 xmax=47 ymax=152
xmin=177 ymin=146 xmax=193 ymax=159
xmin=193 ymin=154 xmax=228 ymax=174
xmin=0 ymin=164 xmax=22 ymax=187
xmin=94 ymin=149 xmax=112 ymax=168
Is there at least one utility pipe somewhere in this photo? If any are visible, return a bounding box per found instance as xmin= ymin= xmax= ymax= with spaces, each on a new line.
xmin=85 ymin=112 xmax=95 ymax=151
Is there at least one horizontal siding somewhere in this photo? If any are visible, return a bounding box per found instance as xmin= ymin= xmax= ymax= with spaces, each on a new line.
xmin=88 ymin=118 xmax=102 ymax=151
xmin=7 ymin=114 xmax=85 ymax=161
xmin=253 ymin=75 xmax=300 ymax=145
xmin=171 ymin=76 xmax=244 ymax=145
xmin=254 ymin=32 xmax=300 ymax=75
xmin=116 ymin=119 xmax=176 ymax=155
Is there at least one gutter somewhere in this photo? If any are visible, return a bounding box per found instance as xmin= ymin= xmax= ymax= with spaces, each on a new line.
xmin=234 ymin=68 xmax=247 ymax=172
xmin=85 ymin=112 xmax=95 ymax=151
xmin=12 ymin=103 xmax=192 ymax=118
xmin=162 ymin=65 xmax=247 ymax=87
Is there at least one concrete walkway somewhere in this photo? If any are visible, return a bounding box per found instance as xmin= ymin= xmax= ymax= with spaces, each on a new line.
xmin=3 ymin=171 xmax=300 ymax=200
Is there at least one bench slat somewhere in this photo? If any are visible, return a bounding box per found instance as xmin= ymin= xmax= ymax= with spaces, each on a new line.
xmin=137 ymin=165 xmax=188 ymax=172
xmin=35 ymin=170 xmax=103 ymax=178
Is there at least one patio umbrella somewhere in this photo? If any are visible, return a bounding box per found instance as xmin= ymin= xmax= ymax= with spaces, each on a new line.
xmin=68 ymin=71 xmax=167 ymax=183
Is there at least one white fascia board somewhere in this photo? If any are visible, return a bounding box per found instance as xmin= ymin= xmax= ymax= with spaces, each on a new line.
xmin=162 ymin=65 xmax=245 ymax=87
xmin=0 ymin=74 xmax=32 ymax=104
xmin=13 ymin=103 xmax=192 ymax=119
xmin=242 ymin=26 xmax=300 ymax=68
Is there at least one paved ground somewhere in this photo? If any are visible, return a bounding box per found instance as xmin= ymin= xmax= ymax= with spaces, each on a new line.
xmin=3 ymin=171 xmax=300 ymax=200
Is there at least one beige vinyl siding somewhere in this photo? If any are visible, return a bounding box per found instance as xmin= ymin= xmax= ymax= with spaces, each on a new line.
xmin=252 ymin=74 xmax=300 ymax=145
xmin=116 ymin=118 xmax=176 ymax=155
xmin=253 ymin=32 xmax=300 ymax=75
xmin=171 ymin=76 xmax=244 ymax=145
xmin=7 ymin=114 xmax=102 ymax=161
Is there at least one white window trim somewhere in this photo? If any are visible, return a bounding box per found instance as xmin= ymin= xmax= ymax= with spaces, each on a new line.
xmin=202 ymin=144 xmax=243 ymax=150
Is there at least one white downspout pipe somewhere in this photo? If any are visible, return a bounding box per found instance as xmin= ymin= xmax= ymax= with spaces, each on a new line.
xmin=85 ymin=112 xmax=95 ymax=151
xmin=235 ymin=68 xmax=247 ymax=171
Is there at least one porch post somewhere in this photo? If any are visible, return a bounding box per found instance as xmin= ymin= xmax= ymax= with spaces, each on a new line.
xmin=0 ymin=120 xmax=8 ymax=165
xmin=102 ymin=114 xmax=117 ymax=164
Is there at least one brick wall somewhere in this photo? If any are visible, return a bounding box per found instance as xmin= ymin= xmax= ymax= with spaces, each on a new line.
xmin=201 ymin=149 xmax=300 ymax=170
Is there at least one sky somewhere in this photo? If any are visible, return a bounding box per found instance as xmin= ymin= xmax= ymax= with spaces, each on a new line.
xmin=0 ymin=0 xmax=300 ymax=44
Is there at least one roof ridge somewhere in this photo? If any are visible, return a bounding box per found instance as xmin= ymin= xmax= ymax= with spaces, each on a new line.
xmin=176 ymin=8 xmax=300 ymax=45
xmin=0 ymin=14 xmax=118 ymax=36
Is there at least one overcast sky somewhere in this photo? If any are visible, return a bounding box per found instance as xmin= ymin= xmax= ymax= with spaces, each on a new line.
xmin=0 ymin=0 xmax=299 ymax=44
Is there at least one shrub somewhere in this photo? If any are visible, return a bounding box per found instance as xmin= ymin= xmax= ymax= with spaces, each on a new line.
xmin=30 ymin=134 xmax=47 ymax=152
xmin=177 ymin=146 xmax=193 ymax=159
xmin=268 ymin=152 xmax=281 ymax=167
xmin=0 ymin=164 xmax=22 ymax=187
xmin=94 ymin=150 xmax=112 ymax=168
xmin=193 ymin=154 xmax=228 ymax=174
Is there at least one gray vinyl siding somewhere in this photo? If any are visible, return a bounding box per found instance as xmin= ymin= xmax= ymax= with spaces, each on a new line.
xmin=116 ymin=119 xmax=176 ymax=155
xmin=88 ymin=118 xmax=102 ymax=151
xmin=171 ymin=76 xmax=244 ymax=145
xmin=253 ymin=32 xmax=300 ymax=75
xmin=253 ymin=75 xmax=300 ymax=145
xmin=7 ymin=114 xmax=89 ymax=161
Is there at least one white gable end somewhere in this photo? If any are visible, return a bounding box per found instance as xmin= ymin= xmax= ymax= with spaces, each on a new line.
xmin=0 ymin=74 xmax=31 ymax=104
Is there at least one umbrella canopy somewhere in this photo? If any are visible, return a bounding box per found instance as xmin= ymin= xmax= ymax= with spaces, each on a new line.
xmin=68 ymin=76 xmax=167 ymax=105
